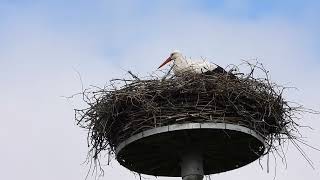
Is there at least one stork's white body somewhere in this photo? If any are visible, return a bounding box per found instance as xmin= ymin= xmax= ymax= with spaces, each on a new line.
xmin=158 ymin=50 xmax=219 ymax=76
xmin=172 ymin=55 xmax=218 ymax=75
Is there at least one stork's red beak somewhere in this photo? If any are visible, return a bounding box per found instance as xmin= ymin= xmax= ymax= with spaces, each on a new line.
xmin=158 ymin=57 xmax=172 ymax=69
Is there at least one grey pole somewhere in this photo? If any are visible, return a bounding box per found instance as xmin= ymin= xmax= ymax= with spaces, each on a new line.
xmin=180 ymin=149 xmax=204 ymax=180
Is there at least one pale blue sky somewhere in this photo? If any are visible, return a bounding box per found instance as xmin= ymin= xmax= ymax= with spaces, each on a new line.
xmin=0 ymin=1 xmax=320 ymax=180
xmin=1 ymin=0 xmax=319 ymax=61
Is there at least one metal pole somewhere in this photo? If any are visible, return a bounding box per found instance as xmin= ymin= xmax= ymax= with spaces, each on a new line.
xmin=180 ymin=149 xmax=204 ymax=180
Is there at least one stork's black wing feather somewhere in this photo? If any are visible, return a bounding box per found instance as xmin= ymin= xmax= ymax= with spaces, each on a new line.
xmin=204 ymin=66 xmax=237 ymax=79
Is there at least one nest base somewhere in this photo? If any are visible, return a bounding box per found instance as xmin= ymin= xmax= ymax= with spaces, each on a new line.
xmin=116 ymin=123 xmax=265 ymax=177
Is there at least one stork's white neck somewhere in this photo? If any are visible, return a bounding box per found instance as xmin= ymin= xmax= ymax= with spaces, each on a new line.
xmin=173 ymin=54 xmax=186 ymax=66
xmin=172 ymin=55 xmax=190 ymax=75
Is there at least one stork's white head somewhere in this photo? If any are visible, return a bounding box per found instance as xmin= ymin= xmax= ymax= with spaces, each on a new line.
xmin=170 ymin=50 xmax=182 ymax=60
xmin=158 ymin=50 xmax=182 ymax=69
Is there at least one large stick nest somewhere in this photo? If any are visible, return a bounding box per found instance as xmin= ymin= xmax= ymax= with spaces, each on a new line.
xmin=75 ymin=62 xmax=310 ymax=172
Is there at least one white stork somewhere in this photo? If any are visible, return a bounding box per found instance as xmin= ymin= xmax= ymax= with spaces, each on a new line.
xmin=158 ymin=50 xmax=227 ymax=76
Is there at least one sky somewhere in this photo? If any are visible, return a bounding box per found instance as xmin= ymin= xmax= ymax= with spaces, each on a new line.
xmin=0 ymin=0 xmax=320 ymax=180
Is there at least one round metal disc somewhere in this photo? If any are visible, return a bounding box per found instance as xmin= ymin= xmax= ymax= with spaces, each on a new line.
xmin=116 ymin=123 xmax=265 ymax=177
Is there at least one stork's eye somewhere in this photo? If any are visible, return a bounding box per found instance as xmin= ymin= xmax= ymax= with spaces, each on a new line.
xmin=170 ymin=53 xmax=174 ymax=56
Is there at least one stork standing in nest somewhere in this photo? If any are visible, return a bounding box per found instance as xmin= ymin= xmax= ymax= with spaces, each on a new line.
xmin=158 ymin=50 xmax=228 ymax=76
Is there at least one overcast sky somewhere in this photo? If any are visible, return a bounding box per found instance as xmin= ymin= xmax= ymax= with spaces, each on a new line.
xmin=1 ymin=1 xmax=320 ymax=180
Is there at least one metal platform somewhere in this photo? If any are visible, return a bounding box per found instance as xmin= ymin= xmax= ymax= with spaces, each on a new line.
xmin=116 ymin=123 xmax=265 ymax=177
